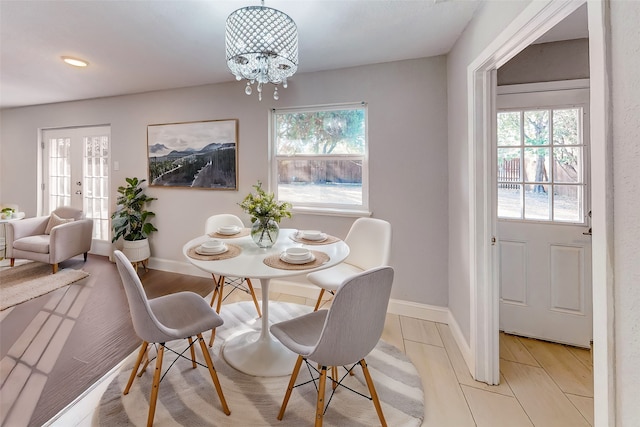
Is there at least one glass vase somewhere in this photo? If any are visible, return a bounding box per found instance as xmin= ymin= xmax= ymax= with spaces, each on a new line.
xmin=251 ymin=217 xmax=279 ymax=248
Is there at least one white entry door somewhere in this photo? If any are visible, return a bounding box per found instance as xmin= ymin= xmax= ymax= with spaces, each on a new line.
xmin=42 ymin=126 xmax=111 ymax=256
xmin=497 ymin=83 xmax=592 ymax=347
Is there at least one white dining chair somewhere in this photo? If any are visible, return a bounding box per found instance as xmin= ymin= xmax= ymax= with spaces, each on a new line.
xmin=205 ymin=214 xmax=261 ymax=346
xmin=113 ymin=250 xmax=230 ymax=427
xmin=307 ymin=217 xmax=392 ymax=311
xmin=271 ymin=266 xmax=394 ymax=426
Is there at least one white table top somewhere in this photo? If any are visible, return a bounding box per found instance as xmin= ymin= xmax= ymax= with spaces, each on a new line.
xmin=182 ymin=228 xmax=350 ymax=279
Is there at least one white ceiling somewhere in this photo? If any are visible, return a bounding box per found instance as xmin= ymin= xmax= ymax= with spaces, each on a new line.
xmin=0 ymin=1 xmax=587 ymax=110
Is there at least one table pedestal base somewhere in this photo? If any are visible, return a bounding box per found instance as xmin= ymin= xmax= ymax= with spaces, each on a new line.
xmin=222 ymin=330 xmax=297 ymax=377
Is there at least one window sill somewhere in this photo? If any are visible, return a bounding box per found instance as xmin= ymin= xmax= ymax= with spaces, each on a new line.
xmin=291 ymin=206 xmax=372 ymax=218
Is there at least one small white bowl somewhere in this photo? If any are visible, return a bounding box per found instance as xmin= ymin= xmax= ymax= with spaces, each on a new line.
xmin=202 ymin=238 xmax=225 ymax=249
xmin=285 ymin=247 xmax=311 ymax=259
xmin=301 ymin=230 xmax=323 ymax=240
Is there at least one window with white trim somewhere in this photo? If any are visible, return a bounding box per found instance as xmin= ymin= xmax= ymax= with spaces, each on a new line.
xmin=271 ymin=104 xmax=368 ymax=213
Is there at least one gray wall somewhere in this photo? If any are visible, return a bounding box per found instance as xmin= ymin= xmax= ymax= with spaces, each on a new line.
xmin=446 ymin=0 xmax=531 ymax=344
xmin=0 ymin=57 xmax=450 ymax=307
xmin=498 ymin=38 xmax=589 ymax=85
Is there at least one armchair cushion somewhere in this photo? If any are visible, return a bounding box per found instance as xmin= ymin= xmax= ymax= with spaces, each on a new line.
xmin=45 ymin=212 xmax=74 ymax=234
xmin=12 ymin=235 xmax=50 ymax=254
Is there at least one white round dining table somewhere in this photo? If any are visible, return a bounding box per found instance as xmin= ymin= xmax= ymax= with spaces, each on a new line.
xmin=182 ymin=228 xmax=349 ymax=377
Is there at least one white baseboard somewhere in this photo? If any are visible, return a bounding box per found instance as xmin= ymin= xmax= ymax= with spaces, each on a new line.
xmin=150 ymin=257 xmax=456 ymax=324
xmin=447 ymin=311 xmax=474 ymax=375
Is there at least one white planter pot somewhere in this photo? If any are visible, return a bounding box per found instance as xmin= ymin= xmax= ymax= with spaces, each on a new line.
xmin=122 ymin=239 xmax=150 ymax=262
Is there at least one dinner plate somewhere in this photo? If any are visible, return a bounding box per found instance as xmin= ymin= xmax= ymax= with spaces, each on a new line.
xmin=280 ymin=252 xmax=315 ymax=264
xmin=217 ymin=226 xmax=241 ymax=235
xmin=299 ymin=232 xmax=328 ymax=242
xmin=196 ymin=245 xmax=228 ymax=255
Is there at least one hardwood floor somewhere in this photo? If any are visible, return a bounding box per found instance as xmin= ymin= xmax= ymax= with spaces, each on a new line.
xmin=1 ymin=256 xmax=593 ymax=426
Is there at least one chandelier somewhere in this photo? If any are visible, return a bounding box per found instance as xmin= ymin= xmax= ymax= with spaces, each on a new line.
xmin=225 ymin=1 xmax=298 ymax=101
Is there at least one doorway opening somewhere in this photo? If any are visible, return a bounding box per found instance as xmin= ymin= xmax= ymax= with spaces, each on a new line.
xmin=466 ymin=0 xmax=613 ymax=423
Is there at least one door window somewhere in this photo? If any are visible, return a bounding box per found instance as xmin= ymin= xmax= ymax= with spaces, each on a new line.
xmin=497 ymin=107 xmax=586 ymax=223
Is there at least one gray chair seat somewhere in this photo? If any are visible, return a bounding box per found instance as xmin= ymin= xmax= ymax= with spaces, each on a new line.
xmin=271 ymin=310 xmax=328 ymax=356
xmin=149 ymin=292 xmax=224 ymax=340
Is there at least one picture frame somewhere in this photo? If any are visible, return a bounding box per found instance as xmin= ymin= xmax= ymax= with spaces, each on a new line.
xmin=147 ymin=119 xmax=238 ymax=190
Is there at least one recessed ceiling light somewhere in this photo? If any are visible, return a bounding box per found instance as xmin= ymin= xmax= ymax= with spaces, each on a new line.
xmin=61 ymin=56 xmax=89 ymax=67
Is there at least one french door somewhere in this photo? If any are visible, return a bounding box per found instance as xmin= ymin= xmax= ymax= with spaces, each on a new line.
xmin=42 ymin=126 xmax=111 ymax=256
xmin=497 ymin=83 xmax=592 ymax=347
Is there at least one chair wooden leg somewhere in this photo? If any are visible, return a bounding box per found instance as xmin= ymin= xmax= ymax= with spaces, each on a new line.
xmin=360 ymin=359 xmax=387 ymax=427
xmin=313 ymin=289 xmax=325 ymax=311
xmin=188 ymin=337 xmax=197 ymax=368
xmin=331 ymin=366 xmax=338 ymax=390
xmin=208 ymin=275 xmax=223 ymax=347
xmin=147 ymin=344 xmax=165 ymax=427
xmin=278 ymin=355 xmax=304 ymax=421
xmin=137 ymin=348 xmax=150 ymax=377
xmin=124 ymin=341 xmax=148 ymax=395
xmin=84 ymin=252 xmax=88 ymax=262
xmin=245 ymin=278 xmax=262 ymax=317
xmin=52 ymin=263 xmax=58 ymax=274
xmin=215 ymin=277 xmax=225 ymax=313
xmin=197 ymin=334 xmax=231 ymax=415
xmin=10 ymin=258 xmax=15 ymax=267
xmin=315 ymin=366 xmax=328 ymax=427
xmin=209 ymin=274 xmax=220 ymax=308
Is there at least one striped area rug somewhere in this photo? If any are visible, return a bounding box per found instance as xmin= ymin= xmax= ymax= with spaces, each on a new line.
xmin=94 ymin=301 xmax=424 ymax=426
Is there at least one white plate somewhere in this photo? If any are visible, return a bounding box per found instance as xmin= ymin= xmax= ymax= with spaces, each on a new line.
xmin=217 ymin=226 xmax=241 ymax=235
xmin=300 ymin=232 xmax=327 ymax=242
xmin=196 ymin=245 xmax=228 ymax=255
xmin=280 ymin=252 xmax=315 ymax=264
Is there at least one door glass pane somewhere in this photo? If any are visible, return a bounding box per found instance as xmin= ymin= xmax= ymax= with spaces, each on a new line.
xmin=554 ymin=146 xmax=582 ymax=183
xmin=498 ymin=185 xmax=522 ymax=219
xmin=525 ymin=188 xmax=550 ymax=220
xmin=553 ymin=108 xmax=580 ymax=145
xmin=554 ymin=185 xmax=582 ymax=222
xmin=497 ymin=112 xmax=521 ymax=146
xmin=49 ymin=137 xmax=71 ymax=210
xmin=83 ymin=135 xmax=110 ymax=240
xmin=524 ymin=110 xmax=549 ymax=145
xmin=524 ymin=147 xmax=550 ymax=183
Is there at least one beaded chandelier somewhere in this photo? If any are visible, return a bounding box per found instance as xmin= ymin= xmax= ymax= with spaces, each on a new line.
xmin=225 ymin=1 xmax=298 ymax=101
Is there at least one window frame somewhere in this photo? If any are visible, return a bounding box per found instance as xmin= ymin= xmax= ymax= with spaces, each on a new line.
xmin=269 ymin=103 xmax=370 ymax=216
xmin=496 ymin=82 xmax=590 ymax=225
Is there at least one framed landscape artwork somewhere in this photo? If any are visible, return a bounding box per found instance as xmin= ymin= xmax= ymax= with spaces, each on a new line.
xmin=147 ymin=119 xmax=238 ymax=190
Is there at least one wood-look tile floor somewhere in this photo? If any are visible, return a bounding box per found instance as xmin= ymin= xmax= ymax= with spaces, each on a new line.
xmin=3 ymin=261 xmax=593 ymax=427
xmin=54 ymin=290 xmax=594 ymax=427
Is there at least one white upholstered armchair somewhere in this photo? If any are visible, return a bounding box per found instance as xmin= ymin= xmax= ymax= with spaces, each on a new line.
xmin=6 ymin=207 xmax=93 ymax=273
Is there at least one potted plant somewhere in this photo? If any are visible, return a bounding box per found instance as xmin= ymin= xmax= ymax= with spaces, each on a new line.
xmin=239 ymin=181 xmax=291 ymax=248
xmin=111 ymin=177 xmax=158 ymax=262
xmin=1 ymin=207 xmax=15 ymax=220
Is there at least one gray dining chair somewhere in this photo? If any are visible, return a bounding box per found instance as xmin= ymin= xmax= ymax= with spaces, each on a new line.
xmin=205 ymin=214 xmax=261 ymax=345
xmin=113 ymin=250 xmax=231 ymax=427
xmin=307 ymin=217 xmax=392 ymax=311
xmin=271 ymin=266 xmax=394 ymax=427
